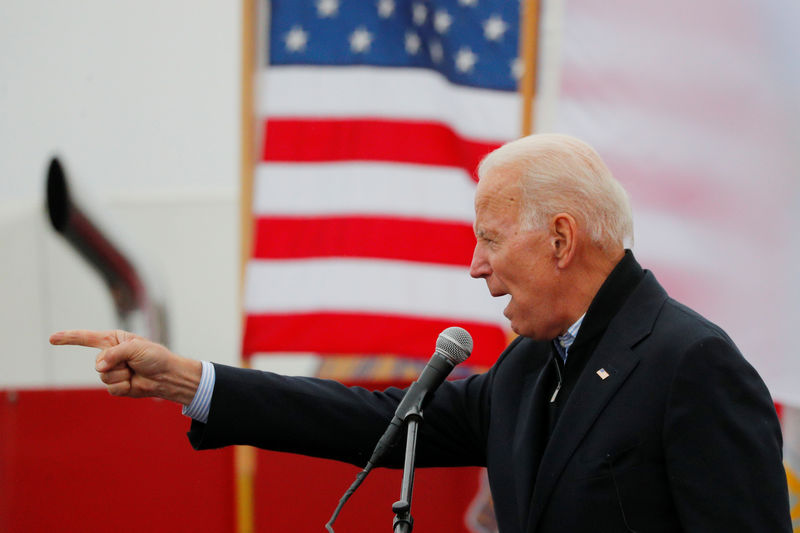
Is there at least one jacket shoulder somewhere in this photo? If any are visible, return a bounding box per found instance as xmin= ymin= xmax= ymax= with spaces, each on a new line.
xmin=653 ymin=297 xmax=738 ymax=351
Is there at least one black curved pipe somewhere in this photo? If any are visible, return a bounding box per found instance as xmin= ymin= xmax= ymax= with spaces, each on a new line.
xmin=46 ymin=157 xmax=168 ymax=343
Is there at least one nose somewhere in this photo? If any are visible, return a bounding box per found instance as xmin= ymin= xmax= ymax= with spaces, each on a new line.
xmin=469 ymin=241 xmax=491 ymax=279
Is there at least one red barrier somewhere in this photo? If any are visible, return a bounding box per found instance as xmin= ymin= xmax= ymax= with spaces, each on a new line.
xmin=255 ymin=451 xmax=483 ymax=531
xmin=1 ymin=389 xmax=488 ymax=532
xmin=0 ymin=389 xmax=235 ymax=533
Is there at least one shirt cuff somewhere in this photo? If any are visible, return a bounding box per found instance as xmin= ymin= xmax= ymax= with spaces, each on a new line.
xmin=181 ymin=360 xmax=215 ymax=424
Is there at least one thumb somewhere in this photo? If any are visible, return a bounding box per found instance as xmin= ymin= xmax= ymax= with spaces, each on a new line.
xmin=97 ymin=339 xmax=138 ymax=371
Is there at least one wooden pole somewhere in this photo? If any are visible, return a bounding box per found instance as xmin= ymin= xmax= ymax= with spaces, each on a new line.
xmin=239 ymin=6 xmax=256 ymax=277
xmin=518 ymin=0 xmax=541 ymax=137
xmin=236 ymin=0 xmax=257 ymax=532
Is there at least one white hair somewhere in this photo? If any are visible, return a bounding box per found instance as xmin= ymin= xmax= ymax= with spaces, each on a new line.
xmin=477 ymin=133 xmax=634 ymax=250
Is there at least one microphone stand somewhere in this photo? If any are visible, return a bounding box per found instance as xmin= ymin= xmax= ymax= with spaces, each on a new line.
xmin=326 ymin=326 xmax=473 ymax=532
xmin=391 ymin=404 xmax=423 ymax=533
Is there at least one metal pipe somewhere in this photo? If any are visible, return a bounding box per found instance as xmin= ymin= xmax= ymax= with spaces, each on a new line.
xmin=45 ymin=157 xmax=169 ymax=344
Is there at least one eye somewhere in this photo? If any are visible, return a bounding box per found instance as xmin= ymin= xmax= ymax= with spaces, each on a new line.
xmin=475 ymin=229 xmax=499 ymax=249
xmin=482 ymin=237 xmax=500 ymax=251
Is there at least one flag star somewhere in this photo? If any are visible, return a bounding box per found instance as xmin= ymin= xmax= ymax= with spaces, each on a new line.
xmin=511 ymin=57 xmax=524 ymax=80
xmin=429 ymin=40 xmax=444 ymax=64
xmin=412 ymin=2 xmax=428 ymax=26
xmin=455 ymin=46 xmax=478 ymax=73
xmin=434 ymin=10 xmax=453 ymax=34
xmin=458 ymin=0 xmax=478 ymax=6
xmin=405 ymin=31 xmax=422 ymax=55
xmin=316 ymin=0 xmax=339 ymax=17
xmin=483 ymin=14 xmax=508 ymax=41
xmin=377 ymin=0 xmax=395 ymax=18
xmin=284 ymin=26 xmax=309 ymax=52
xmin=349 ymin=26 xmax=374 ymax=53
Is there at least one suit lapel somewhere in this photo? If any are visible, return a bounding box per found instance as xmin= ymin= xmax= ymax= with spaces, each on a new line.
xmin=526 ymin=271 xmax=667 ymax=532
xmin=526 ymin=341 xmax=641 ymax=531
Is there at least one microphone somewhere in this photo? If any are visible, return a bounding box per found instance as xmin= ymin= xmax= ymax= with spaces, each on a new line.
xmin=367 ymin=326 xmax=473 ymax=467
xmin=325 ymin=327 xmax=473 ymax=532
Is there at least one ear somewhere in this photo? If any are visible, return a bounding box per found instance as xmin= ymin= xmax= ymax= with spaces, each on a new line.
xmin=549 ymin=213 xmax=578 ymax=268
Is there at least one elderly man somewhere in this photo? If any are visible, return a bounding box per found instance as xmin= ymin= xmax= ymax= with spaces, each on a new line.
xmin=51 ymin=134 xmax=791 ymax=532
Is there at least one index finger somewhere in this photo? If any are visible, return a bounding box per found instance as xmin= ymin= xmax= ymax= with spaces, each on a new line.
xmin=49 ymin=329 xmax=133 ymax=349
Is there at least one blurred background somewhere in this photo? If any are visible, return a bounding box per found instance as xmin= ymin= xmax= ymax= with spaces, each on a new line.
xmin=2 ymin=0 xmax=799 ymax=531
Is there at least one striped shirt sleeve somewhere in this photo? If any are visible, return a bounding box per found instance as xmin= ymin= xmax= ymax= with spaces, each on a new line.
xmin=181 ymin=360 xmax=215 ymax=424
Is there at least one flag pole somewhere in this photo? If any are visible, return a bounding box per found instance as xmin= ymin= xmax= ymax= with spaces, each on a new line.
xmin=237 ymin=0 xmax=258 ymax=532
xmin=518 ymin=0 xmax=541 ymax=137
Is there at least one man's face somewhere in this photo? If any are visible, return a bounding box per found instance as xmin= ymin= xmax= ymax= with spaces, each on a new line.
xmin=469 ymin=169 xmax=562 ymax=340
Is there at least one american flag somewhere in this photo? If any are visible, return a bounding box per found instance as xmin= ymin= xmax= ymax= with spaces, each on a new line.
xmin=554 ymin=0 xmax=800 ymax=404
xmin=242 ymin=0 xmax=524 ymax=367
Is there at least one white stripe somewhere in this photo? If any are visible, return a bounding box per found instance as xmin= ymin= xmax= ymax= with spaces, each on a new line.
xmin=564 ymin=7 xmax=768 ymax=92
xmin=634 ymin=208 xmax=764 ymax=280
xmin=534 ymin=0 xmax=566 ymax=133
xmin=244 ymin=258 xmax=508 ymax=325
xmin=254 ymin=162 xmax=477 ymax=222
xmin=556 ymin=97 xmax=782 ymax=185
xmin=260 ymin=66 xmax=520 ymax=142
xmin=249 ymin=354 xmax=320 ymax=377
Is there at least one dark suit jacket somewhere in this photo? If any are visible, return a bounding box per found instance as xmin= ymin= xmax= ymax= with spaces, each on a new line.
xmin=188 ymin=253 xmax=791 ymax=532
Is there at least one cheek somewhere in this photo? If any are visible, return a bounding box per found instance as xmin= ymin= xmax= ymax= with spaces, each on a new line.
xmin=511 ymin=279 xmax=540 ymax=309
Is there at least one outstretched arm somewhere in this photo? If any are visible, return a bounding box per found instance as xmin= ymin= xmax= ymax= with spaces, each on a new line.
xmin=49 ymin=329 xmax=201 ymax=405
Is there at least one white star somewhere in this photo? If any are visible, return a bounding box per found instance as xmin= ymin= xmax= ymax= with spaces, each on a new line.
xmin=434 ymin=10 xmax=453 ymax=34
xmin=511 ymin=57 xmax=524 ymax=80
xmin=316 ymin=0 xmax=339 ymax=17
xmin=455 ymin=46 xmax=478 ymax=73
xmin=412 ymin=2 xmax=428 ymax=26
xmin=284 ymin=26 xmax=309 ymax=52
xmin=483 ymin=14 xmax=508 ymax=41
xmin=429 ymin=40 xmax=444 ymax=64
xmin=458 ymin=0 xmax=478 ymax=6
xmin=377 ymin=0 xmax=395 ymax=18
xmin=349 ymin=26 xmax=374 ymax=53
xmin=405 ymin=31 xmax=422 ymax=55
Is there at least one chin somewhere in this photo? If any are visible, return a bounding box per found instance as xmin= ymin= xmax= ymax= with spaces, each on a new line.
xmin=516 ymin=325 xmax=548 ymax=341
xmin=509 ymin=322 xmax=534 ymax=339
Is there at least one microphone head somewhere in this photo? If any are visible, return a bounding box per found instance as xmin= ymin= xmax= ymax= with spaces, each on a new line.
xmin=436 ymin=327 xmax=473 ymax=364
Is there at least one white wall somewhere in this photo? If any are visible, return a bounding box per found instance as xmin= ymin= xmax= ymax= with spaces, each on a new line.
xmin=0 ymin=1 xmax=242 ymax=387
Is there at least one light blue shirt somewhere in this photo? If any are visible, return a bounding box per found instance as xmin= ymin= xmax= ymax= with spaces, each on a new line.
xmin=553 ymin=313 xmax=585 ymax=363
xmin=181 ymin=360 xmax=215 ymax=423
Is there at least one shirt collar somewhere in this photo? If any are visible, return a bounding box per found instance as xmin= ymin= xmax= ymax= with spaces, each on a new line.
xmin=554 ymin=313 xmax=586 ymax=362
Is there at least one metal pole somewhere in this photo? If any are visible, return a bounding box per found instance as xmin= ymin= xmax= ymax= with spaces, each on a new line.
xmin=392 ymin=410 xmax=422 ymax=533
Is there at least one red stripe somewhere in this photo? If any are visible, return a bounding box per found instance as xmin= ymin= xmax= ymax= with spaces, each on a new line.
xmin=243 ymin=313 xmax=507 ymax=367
xmin=262 ymin=118 xmax=501 ymax=178
xmin=253 ymin=216 xmax=476 ymax=266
